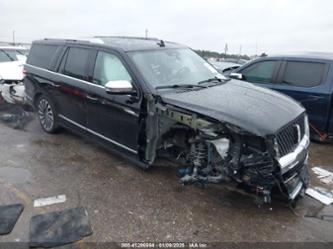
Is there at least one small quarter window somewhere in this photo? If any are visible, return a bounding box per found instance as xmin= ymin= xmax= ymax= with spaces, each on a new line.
xmin=282 ymin=61 xmax=325 ymax=87
xmin=27 ymin=44 xmax=59 ymax=69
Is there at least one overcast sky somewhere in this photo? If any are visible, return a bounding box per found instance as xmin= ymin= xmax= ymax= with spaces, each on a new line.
xmin=1 ymin=0 xmax=332 ymax=55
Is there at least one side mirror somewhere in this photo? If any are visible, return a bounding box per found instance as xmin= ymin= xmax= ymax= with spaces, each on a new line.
xmin=105 ymin=80 xmax=135 ymax=95
xmin=229 ymin=72 xmax=243 ymax=80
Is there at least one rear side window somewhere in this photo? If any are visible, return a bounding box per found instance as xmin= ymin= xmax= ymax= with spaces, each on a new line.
xmin=27 ymin=44 xmax=59 ymax=69
xmin=62 ymin=47 xmax=90 ymax=81
xmin=282 ymin=61 xmax=325 ymax=87
xmin=241 ymin=60 xmax=278 ymax=83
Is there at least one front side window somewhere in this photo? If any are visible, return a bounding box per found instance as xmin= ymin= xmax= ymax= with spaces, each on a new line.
xmin=281 ymin=61 xmax=325 ymax=87
xmin=128 ymin=48 xmax=224 ymax=88
xmin=93 ymin=52 xmax=132 ymax=86
xmin=241 ymin=61 xmax=278 ymax=83
xmin=63 ymin=47 xmax=90 ymax=81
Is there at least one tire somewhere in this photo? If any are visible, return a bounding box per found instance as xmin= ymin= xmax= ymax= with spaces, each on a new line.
xmin=36 ymin=95 xmax=59 ymax=133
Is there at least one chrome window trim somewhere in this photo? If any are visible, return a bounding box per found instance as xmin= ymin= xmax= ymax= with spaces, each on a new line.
xmin=25 ymin=64 xmax=105 ymax=89
xmin=58 ymin=114 xmax=137 ymax=154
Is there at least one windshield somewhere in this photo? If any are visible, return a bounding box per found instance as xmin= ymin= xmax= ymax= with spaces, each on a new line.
xmin=129 ymin=48 xmax=226 ymax=88
xmin=0 ymin=49 xmax=28 ymax=63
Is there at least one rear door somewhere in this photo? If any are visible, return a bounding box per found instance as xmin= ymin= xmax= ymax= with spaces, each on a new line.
xmin=237 ymin=59 xmax=281 ymax=89
xmin=55 ymin=46 xmax=95 ymax=129
xmin=85 ymin=49 xmax=141 ymax=154
xmin=272 ymin=60 xmax=330 ymax=133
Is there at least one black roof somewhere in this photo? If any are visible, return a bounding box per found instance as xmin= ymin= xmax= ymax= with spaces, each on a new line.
xmin=269 ymin=52 xmax=333 ymax=61
xmin=37 ymin=36 xmax=186 ymax=52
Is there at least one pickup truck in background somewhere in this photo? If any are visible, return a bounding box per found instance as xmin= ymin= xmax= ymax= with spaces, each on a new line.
xmin=229 ymin=53 xmax=333 ymax=142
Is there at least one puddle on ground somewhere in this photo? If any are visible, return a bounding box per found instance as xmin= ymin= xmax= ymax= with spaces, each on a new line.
xmin=0 ymin=167 xmax=31 ymax=183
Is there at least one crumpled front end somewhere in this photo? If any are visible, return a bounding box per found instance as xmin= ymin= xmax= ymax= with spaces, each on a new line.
xmin=143 ymin=97 xmax=310 ymax=203
xmin=273 ymin=114 xmax=310 ymax=201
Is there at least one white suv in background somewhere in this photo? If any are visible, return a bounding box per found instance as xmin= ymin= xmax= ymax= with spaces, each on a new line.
xmin=0 ymin=46 xmax=28 ymax=83
xmin=0 ymin=46 xmax=29 ymax=105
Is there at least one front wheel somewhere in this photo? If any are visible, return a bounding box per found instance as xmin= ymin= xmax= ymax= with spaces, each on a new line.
xmin=37 ymin=95 xmax=59 ymax=133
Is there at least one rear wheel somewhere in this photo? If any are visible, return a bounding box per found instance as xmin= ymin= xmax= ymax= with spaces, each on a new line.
xmin=37 ymin=95 xmax=59 ymax=133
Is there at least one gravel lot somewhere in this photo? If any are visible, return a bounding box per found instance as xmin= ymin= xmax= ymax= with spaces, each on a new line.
xmin=0 ymin=116 xmax=333 ymax=245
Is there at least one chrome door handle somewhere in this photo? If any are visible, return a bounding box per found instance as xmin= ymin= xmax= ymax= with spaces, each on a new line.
xmin=51 ymin=83 xmax=60 ymax=88
xmin=86 ymin=95 xmax=98 ymax=101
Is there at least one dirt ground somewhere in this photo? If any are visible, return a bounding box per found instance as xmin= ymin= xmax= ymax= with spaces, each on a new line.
xmin=0 ymin=116 xmax=333 ymax=246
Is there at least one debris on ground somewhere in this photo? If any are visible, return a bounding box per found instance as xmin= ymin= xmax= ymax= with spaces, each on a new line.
xmin=312 ymin=166 xmax=333 ymax=185
xmin=0 ymin=105 xmax=34 ymax=130
xmin=306 ymin=205 xmax=333 ymax=222
xmin=29 ymin=207 xmax=92 ymax=248
xmin=33 ymin=195 xmax=66 ymax=207
xmin=305 ymin=187 xmax=333 ymax=205
xmin=0 ymin=204 xmax=24 ymax=235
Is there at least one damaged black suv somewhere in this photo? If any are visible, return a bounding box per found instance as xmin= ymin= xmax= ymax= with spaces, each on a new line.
xmin=24 ymin=37 xmax=310 ymax=203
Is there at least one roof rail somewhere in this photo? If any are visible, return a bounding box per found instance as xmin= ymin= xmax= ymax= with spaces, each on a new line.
xmin=43 ymin=37 xmax=104 ymax=44
xmin=94 ymin=36 xmax=159 ymax=41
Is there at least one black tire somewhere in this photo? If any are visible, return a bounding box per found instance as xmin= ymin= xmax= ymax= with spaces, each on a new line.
xmin=36 ymin=95 xmax=59 ymax=133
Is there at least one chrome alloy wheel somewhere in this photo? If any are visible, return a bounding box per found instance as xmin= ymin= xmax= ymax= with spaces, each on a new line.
xmin=38 ymin=98 xmax=54 ymax=131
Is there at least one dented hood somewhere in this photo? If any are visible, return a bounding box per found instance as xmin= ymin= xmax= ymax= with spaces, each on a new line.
xmin=159 ymin=80 xmax=305 ymax=136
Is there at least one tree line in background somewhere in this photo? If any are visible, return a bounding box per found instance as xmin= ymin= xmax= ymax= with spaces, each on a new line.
xmin=194 ymin=49 xmax=251 ymax=60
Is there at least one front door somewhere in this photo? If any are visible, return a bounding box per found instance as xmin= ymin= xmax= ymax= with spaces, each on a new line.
xmin=237 ymin=60 xmax=281 ymax=90
xmin=85 ymin=50 xmax=141 ymax=154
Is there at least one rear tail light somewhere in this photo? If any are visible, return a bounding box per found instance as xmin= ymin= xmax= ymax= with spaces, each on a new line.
xmin=22 ymin=68 xmax=27 ymax=76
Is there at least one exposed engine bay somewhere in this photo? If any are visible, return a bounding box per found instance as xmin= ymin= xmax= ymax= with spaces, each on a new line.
xmin=142 ymin=97 xmax=310 ymax=204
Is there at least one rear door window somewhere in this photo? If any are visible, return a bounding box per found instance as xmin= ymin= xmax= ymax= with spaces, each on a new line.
xmin=281 ymin=61 xmax=326 ymax=87
xmin=93 ymin=51 xmax=132 ymax=86
xmin=241 ymin=60 xmax=279 ymax=83
xmin=62 ymin=47 xmax=90 ymax=81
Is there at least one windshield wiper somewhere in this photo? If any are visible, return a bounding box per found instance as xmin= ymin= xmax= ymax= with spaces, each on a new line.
xmin=155 ymin=84 xmax=207 ymax=90
xmin=197 ymin=77 xmax=230 ymax=85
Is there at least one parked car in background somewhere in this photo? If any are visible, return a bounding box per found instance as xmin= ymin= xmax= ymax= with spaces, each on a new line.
xmin=24 ymin=37 xmax=309 ymax=203
xmin=229 ymin=53 xmax=333 ymax=142
xmin=0 ymin=46 xmax=29 ymax=105
xmin=210 ymin=60 xmax=241 ymax=75
xmin=0 ymin=46 xmax=28 ymax=83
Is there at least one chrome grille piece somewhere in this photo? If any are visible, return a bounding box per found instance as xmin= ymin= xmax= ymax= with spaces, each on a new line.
xmin=276 ymin=115 xmax=305 ymax=157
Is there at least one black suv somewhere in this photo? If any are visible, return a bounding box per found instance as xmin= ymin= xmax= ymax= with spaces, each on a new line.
xmin=24 ymin=37 xmax=310 ymax=203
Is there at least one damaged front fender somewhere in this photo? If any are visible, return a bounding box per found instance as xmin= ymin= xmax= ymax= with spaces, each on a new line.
xmin=141 ymin=95 xmax=309 ymax=203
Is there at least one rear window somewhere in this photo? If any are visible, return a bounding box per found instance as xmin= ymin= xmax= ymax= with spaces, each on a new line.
xmin=0 ymin=49 xmax=27 ymax=62
xmin=27 ymin=44 xmax=59 ymax=69
xmin=282 ymin=61 xmax=326 ymax=87
xmin=61 ymin=47 xmax=90 ymax=81
xmin=0 ymin=50 xmax=12 ymax=62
